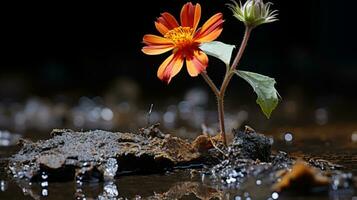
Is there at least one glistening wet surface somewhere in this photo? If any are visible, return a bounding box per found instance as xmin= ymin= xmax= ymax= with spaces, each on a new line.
xmin=0 ymin=123 xmax=357 ymax=200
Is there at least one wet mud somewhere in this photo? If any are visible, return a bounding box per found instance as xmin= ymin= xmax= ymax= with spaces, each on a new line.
xmin=6 ymin=125 xmax=356 ymax=198
xmin=8 ymin=124 xmax=201 ymax=182
xmin=205 ymin=129 xmax=356 ymax=195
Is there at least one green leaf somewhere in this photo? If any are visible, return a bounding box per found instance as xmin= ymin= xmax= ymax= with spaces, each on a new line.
xmin=235 ymin=70 xmax=280 ymax=118
xmin=199 ymin=41 xmax=235 ymax=66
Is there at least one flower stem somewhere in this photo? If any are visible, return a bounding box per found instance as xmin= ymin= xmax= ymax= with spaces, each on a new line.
xmin=201 ymin=26 xmax=253 ymax=146
xmin=218 ymin=26 xmax=253 ymax=145
xmin=231 ymin=26 xmax=252 ymax=70
xmin=200 ymin=72 xmax=220 ymax=97
xmin=217 ymin=95 xmax=226 ymax=145
xmin=201 ymin=72 xmax=226 ymax=145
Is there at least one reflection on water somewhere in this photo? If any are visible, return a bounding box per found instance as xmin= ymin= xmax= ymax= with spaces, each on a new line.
xmin=77 ymin=181 xmax=119 ymax=200
xmin=1 ymin=152 xmax=357 ymax=199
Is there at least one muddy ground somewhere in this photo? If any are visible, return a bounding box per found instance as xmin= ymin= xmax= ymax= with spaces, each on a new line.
xmin=6 ymin=125 xmax=357 ymax=197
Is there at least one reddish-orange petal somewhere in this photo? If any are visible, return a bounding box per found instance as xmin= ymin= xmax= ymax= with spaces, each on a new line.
xmin=186 ymin=50 xmax=208 ymax=77
xmin=180 ymin=2 xmax=201 ymax=31
xmin=196 ymin=29 xmax=223 ymax=43
xmin=155 ymin=22 xmax=170 ymax=36
xmin=155 ymin=12 xmax=179 ymax=35
xmin=194 ymin=13 xmax=224 ymax=43
xmin=157 ymin=53 xmax=184 ymax=83
xmin=142 ymin=44 xmax=174 ymax=55
xmin=143 ymin=34 xmax=173 ymax=45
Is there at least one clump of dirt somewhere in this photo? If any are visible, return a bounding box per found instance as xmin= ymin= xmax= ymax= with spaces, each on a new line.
xmin=229 ymin=129 xmax=272 ymax=162
xmin=205 ymin=129 xmax=291 ymax=185
xmin=204 ymin=129 xmax=356 ymax=194
xmin=8 ymin=124 xmax=201 ymax=181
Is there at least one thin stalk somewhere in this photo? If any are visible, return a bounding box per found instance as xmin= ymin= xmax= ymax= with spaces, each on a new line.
xmin=218 ymin=26 xmax=253 ymax=145
xmin=200 ymin=26 xmax=253 ymax=146
xmin=201 ymin=72 xmax=227 ymax=145
xmin=232 ymin=26 xmax=253 ymax=69
xmin=217 ymin=96 xmax=226 ymax=146
xmin=200 ymin=72 xmax=220 ymax=97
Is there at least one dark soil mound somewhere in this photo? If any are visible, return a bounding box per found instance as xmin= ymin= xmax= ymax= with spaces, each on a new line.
xmin=8 ymin=125 xmax=201 ymax=181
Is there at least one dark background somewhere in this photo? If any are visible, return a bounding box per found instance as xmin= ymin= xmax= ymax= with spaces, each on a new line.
xmin=2 ymin=0 xmax=357 ymax=105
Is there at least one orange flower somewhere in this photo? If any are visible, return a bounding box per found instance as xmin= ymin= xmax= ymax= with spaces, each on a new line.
xmin=142 ymin=2 xmax=224 ymax=83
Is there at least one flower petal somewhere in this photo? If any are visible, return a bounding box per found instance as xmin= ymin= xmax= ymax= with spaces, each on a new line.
xmin=195 ymin=28 xmax=223 ymax=43
xmin=194 ymin=13 xmax=224 ymax=43
xmin=157 ymin=53 xmax=184 ymax=83
xmin=180 ymin=2 xmax=201 ymax=31
xmin=143 ymin=34 xmax=173 ymax=45
xmin=155 ymin=22 xmax=169 ymax=36
xmin=186 ymin=50 xmax=208 ymax=77
xmin=142 ymin=44 xmax=174 ymax=55
xmin=155 ymin=12 xmax=179 ymax=35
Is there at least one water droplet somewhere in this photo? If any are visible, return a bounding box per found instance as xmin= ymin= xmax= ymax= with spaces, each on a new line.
xmin=88 ymin=107 xmax=101 ymax=122
xmin=104 ymin=182 xmax=118 ymax=197
xmin=163 ymin=111 xmax=175 ymax=124
xmin=103 ymin=158 xmax=118 ymax=180
xmin=41 ymin=189 xmax=48 ymax=196
xmin=331 ymin=172 xmax=353 ymax=190
xmin=256 ymin=179 xmax=262 ymax=185
xmin=269 ymin=137 xmax=274 ymax=145
xmin=272 ymin=192 xmax=279 ymax=199
xmin=0 ymin=180 xmax=7 ymax=192
xmin=226 ymin=177 xmax=237 ymax=184
xmin=101 ymin=108 xmax=113 ymax=121
xmin=41 ymin=181 xmax=48 ymax=187
xmin=41 ymin=172 xmax=48 ymax=180
xmin=284 ymin=132 xmax=293 ymax=142
xmin=234 ymin=196 xmax=242 ymax=200
xmin=98 ymin=182 xmax=119 ymax=199
xmin=76 ymin=179 xmax=83 ymax=186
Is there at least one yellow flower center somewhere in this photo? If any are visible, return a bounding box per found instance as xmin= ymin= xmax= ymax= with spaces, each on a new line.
xmin=164 ymin=26 xmax=194 ymax=49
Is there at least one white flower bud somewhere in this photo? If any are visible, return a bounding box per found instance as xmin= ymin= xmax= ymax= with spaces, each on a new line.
xmin=227 ymin=0 xmax=278 ymax=28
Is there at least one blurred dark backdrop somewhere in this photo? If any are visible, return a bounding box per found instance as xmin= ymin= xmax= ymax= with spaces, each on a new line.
xmin=2 ymin=0 xmax=357 ymax=105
